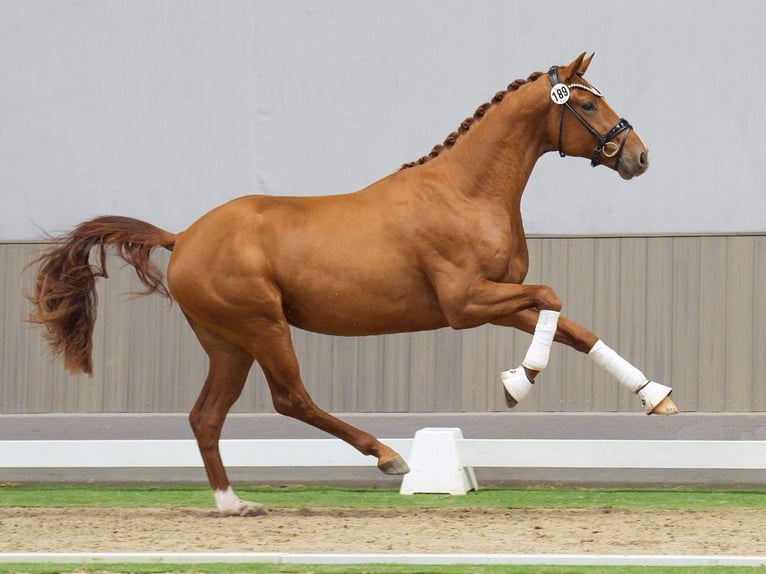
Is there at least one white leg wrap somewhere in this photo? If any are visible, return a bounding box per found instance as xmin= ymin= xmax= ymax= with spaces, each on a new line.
xmin=521 ymin=310 xmax=560 ymax=371
xmin=588 ymin=340 xmax=647 ymax=393
xmin=588 ymin=340 xmax=674 ymax=414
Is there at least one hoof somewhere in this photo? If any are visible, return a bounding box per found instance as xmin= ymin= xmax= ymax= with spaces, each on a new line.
xmin=638 ymin=381 xmax=677 ymax=415
xmin=378 ymin=454 xmax=410 ymax=475
xmin=215 ymin=488 xmax=268 ymax=517
xmin=501 ymin=367 xmax=534 ymax=408
xmin=503 ymin=387 xmax=518 ymax=408
xmin=221 ymin=501 xmax=268 ymax=518
xmin=650 ymin=396 xmax=679 ymax=416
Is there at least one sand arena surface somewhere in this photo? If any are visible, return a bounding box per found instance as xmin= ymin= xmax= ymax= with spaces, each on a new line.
xmin=2 ymin=506 xmax=766 ymax=555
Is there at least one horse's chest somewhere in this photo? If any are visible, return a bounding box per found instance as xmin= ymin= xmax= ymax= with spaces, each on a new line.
xmin=504 ymin=249 xmax=529 ymax=284
xmin=485 ymin=247 xmax=528 ymax=284
xmin=476 ymin=230 xmax=529 ymax=284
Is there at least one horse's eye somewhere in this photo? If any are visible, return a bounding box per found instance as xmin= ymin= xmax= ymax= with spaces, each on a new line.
xmin=582 ymin=101 xmax=596 ymax=112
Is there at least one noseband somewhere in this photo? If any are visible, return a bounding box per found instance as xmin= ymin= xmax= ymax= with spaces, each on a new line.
xmin=548 ymin=66 xmax=632 ymax=168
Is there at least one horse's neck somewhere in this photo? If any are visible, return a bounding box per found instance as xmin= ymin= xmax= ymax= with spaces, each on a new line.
xmin=436 ymin=92 xmax=550 ymax=207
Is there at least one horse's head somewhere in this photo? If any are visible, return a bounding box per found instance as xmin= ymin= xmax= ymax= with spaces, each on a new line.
xmin=546 ymin=53 xmax=649 ymax=180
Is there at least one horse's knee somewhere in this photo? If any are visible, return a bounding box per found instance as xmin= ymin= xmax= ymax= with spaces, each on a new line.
xmin=534 ymin=285 xmax=562 ymax=312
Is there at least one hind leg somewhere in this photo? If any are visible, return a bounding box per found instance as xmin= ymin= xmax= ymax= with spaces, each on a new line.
xmin=246 ymin=316 xmax=409 ymax=475
xmin=186 ymin=320 xmax=267 ymax=516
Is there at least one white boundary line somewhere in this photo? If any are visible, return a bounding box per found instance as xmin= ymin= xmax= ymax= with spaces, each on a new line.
xmin=2 ymin=552 xmax=766 ymax=567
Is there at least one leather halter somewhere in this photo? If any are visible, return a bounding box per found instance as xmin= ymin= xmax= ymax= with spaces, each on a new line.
xmin=548 ymin=66 xmax=632 ymax=168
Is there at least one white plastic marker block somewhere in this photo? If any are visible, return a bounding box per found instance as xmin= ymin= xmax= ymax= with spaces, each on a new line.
xmin=399 ymin=427 xmax=478 ymax=495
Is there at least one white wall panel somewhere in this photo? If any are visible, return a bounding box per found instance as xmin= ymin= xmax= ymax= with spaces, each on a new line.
xmin=2 ymin=1 xmax=765 ymax=240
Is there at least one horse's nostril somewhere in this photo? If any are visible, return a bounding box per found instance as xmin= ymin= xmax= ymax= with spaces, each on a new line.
xmin=639 ymin=151 xmax=647 ymax=167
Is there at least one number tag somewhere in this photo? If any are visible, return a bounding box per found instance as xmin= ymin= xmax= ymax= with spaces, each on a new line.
xmin=550 ymin=83 xmax=570 ymax=105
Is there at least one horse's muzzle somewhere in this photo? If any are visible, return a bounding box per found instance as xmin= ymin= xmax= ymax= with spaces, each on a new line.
xmin=617 ymin=144 xmax=649 ymax=180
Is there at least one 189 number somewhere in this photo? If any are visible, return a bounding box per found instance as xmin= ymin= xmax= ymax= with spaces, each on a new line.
xmin=550 ymin=84 xmax=570 ymax=104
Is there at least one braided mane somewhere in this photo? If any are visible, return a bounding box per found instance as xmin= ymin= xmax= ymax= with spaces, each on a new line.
xmin=400 ymin=71 xmax=544 ymax=170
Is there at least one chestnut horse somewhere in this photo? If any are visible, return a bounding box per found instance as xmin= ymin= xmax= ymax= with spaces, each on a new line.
xmin=29 ymin=53 xmax=677 ymax=516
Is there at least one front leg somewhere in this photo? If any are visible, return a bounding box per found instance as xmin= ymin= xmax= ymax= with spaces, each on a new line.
xmin=494 ymin=310 xmax=678 ymax=415
xmin=436 ymin=278 xmax=563 ymax=329
xmin=433 ymin=276 xmax=677 ymax=415
xmin=433 ymin=277 xmax=564 ymax=406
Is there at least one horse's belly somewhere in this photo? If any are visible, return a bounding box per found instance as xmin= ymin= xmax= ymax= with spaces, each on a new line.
xmin=286 ymin=310 xmax=447 ymax=336
xmin=280 ymin=281 xmax=447 ymax=336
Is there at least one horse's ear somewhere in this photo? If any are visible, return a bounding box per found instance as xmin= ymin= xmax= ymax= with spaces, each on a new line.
xmin=578 ymin=52 xmax=595 ymax=76
xmin=561 ymin=52 xmax=587 ymax=82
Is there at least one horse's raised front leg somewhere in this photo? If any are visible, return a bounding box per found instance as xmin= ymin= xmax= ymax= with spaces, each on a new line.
xmin=495 ymin=310 xmax=678 ymax=415
xmin=436 ymin=278 xmax=561 ymax=403
xmin=250 ymin=317 xmax=410 ymax=476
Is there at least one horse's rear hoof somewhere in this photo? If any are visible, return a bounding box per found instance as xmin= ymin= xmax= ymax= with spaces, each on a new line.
xmin=649 ymin=396 xmax=679 ymax=416
xmin=378 ymin=454 xmax=410 ymax=475
xmin=220 ymin=502 xmax=268 ymax=517
xmin=241 ymin=503 xmax=269 ymax=517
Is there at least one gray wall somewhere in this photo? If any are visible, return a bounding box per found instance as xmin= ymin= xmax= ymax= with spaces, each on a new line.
xmin=5 ymin=234 xmax=765 ymax=415
xmin=2 ymin=0 xmax=765 ymax=240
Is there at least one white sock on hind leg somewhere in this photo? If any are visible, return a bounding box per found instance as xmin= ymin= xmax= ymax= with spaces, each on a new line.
xmin=214 ymin=486 xmax=242 ymax=515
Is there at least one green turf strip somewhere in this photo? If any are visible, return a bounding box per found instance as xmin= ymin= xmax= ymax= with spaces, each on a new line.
xmin=1 ymin=485 xmax=766 ymax=510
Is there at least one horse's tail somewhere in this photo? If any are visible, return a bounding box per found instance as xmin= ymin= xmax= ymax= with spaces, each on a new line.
xmin=27 ymin=215 xmax=177 ymax=376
